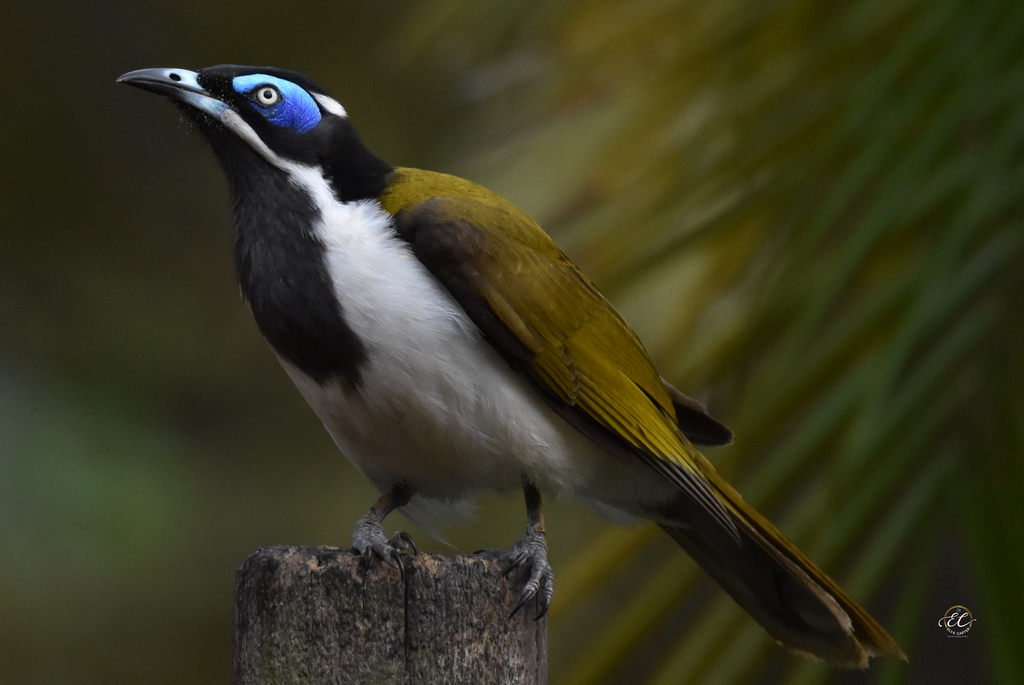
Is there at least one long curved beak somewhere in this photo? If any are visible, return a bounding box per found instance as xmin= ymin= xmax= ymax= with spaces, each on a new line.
xmin=117 ymin=68 xmax=230 ymax=120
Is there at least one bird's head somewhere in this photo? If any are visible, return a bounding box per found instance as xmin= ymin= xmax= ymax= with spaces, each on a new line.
xmin=119 ymin=65 xmax=391 ymax=201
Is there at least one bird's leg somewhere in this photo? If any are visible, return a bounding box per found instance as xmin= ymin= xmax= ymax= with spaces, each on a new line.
xmin=352 ymin=484 xmax=417 ymax=574
xmin=504 ymin=480 xmax=554 ymax=619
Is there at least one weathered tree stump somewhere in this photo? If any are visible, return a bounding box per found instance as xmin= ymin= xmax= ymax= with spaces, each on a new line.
xmin=231 ymin=545 xmax=548 ymax=685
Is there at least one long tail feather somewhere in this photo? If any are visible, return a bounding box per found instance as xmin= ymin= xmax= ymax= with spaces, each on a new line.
xmin=659 ymin=453 xmax=905 ymax=667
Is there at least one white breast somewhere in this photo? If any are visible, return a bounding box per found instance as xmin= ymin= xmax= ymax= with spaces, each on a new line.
xmin=278 ymin=170 xmax=585 ymax=488
xmin=277 ymin=166 xmax=675 ymax=529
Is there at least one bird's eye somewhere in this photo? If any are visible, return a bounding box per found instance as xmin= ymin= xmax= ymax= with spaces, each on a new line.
xmin=253 ymin=86 xmax=281 ymax=107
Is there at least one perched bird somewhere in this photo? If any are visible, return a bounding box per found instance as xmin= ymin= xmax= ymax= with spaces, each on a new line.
xmin=119 ymin=65 xmax=903 ymax=667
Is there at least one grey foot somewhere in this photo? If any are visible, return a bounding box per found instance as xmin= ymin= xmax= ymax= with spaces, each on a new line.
xmin=503 ymin=527 xmax=553 ymax=620
xmin=352 ymin=514 xmax=416 ymax=574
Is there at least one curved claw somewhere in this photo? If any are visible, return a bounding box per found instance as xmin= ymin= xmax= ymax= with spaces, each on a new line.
xmin=390 ymin=531 xmax=417 ymax=555
xmin=352 ymin=516 xmax=417 ymax=578
xmin=503 ymin=528 xmax=553 ymax=620
xmin=386 ymin=546 xmax=406 ymax=577
xmin=509 ymin=587 xmax=535 ymax=619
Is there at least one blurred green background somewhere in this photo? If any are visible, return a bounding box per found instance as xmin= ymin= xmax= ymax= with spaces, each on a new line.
xmin=2 ymin=0 xmax=1021 ymax=683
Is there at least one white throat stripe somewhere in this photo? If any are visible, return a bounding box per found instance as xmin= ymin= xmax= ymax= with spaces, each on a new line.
xmin=220 ymin=109 xmax=288 ymax=169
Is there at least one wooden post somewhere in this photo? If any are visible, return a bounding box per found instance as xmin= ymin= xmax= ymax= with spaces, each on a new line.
xmin=231 ymin=545 xmax=548 ymax=685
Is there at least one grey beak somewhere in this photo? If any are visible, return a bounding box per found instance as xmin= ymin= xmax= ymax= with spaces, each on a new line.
xmin=118 ymin=68 xmax=230 ymax=119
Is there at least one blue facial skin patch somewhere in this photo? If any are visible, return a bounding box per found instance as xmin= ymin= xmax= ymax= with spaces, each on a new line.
xmin=232 ymin=74 xmax=322 ymax=133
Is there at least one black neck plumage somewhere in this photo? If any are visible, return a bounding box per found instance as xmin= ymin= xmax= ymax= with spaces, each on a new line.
xmin=319 ymin=118 xmax=394 ymax=202
xmin=215 ymin=133 xmax=371 ymax=387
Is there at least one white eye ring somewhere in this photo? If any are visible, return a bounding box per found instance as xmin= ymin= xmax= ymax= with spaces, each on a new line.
xmin=253 ymin=86 xmax=281 ymax=107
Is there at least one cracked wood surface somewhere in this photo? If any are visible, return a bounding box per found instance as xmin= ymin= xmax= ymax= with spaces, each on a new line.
xmin=232 ymin=545 xmax=548 ymax=685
